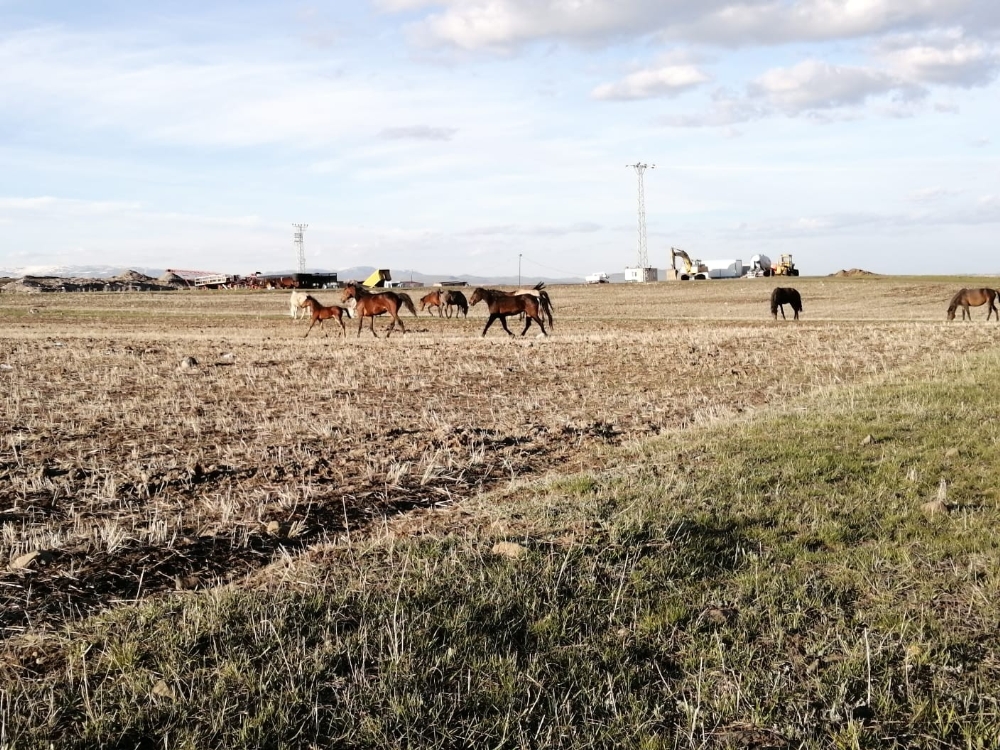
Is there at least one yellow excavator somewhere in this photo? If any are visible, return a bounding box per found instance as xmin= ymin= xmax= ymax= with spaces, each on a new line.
xmin=670 ymin=247 xmax=708 ymax=280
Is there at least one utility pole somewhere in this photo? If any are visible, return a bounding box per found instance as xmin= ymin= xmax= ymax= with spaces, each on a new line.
xmin=626 ymin=163 xmax=654 ymax=271
xmin=518 ymin=253 xmax=522 ymax=287
xmin=292 ymin=223 xmax=308 ymax=273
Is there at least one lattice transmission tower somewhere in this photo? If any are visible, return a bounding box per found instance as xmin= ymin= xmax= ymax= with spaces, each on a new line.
xmin=626 ymin=163 xmax=654 ymax=269
xmin=292 ymin=223 xmax=308 ymax=273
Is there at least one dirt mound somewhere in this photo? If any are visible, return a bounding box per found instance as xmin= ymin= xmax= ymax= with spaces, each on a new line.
xmin=111 ymin=269 xmax=155 ymax=283
xmin=2 ymin=278 xmax=46 ymax=293
xmin=830 ymin=268 xmax=878 ymax=277
xmin=157 ymin=271 xmax=187 ymax=286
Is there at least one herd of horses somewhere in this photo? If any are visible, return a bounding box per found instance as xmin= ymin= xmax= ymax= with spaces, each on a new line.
xmin=291 ymin=283 xmax=999 ymax=338
xmin=295 ymin=282 xmax=554 ymax=338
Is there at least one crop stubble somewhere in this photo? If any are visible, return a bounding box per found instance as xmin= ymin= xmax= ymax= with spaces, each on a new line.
xmin=0 ymin=278 xmax=996 ymax=636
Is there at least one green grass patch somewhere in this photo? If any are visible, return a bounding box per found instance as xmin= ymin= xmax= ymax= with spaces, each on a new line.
xmin=5 ymin=353 xmax=1000 ymax=748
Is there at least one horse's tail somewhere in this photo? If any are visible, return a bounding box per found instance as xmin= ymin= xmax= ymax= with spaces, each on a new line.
xmin=399 ymin=292 xmax=417 ymax=317
xmin=537 ymin=291 xmax=554 ymax=328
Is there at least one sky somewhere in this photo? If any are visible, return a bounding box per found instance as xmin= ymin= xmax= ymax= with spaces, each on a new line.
xmin=1 ymin=0 xmax=998 ymax=277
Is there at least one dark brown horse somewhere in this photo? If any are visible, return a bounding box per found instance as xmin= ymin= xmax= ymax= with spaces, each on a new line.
xmin=771 ymin=287 xmax=802 ymax=320
xmin=419 ymin=290 xmax=445 ymax=317
xmin=341 ymin=282 xmax=417 ymax=337
xmin=443 ymin=290 xmax=469 ymax=318
xmin=299 ymin=295 xmax=351 ymax=338
xmin=947 ymin=288 xmax=999 ymax=321
xmin=470 ymin=288 xmax=548 ymax=337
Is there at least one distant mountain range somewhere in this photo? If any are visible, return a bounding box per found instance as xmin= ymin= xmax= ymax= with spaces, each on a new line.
xmin=0 ymin=264 xmax=611 ymax=286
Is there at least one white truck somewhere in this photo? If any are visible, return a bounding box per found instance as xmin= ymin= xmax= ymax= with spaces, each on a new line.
xmin=586 ymin=272 xmax=610 ymax=284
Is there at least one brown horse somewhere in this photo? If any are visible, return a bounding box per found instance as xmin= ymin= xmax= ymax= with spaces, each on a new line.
xmin=419 ymin=290 xmax=445 ymax=317
xmin=298 ymin=295 xmax=351 ymax=338
xmin=443 ymin=290 xmax=469 ymax=318
xmin=771 ymin=287 xmax=802 ymax=321
xmin=947 ymin=288 xmax=999 ymax=321
xmin=341 ymin=282 xmax=417 ymax=337
xmin=470 ymin=288 xmax=548 ymax=337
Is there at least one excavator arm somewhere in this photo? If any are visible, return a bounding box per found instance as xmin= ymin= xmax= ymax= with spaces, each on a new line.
xmin=671 ymin=247 xmax=693 ymax=274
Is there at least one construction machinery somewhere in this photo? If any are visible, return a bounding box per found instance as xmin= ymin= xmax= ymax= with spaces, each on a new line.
xmin=362 ymin=269 xmax=392 ymax=287
xmin=669 ymin=247 xmax=707 ymax=280
xmin=668 ymin=247 xmax=743 ymax=280
xmin=772 ymin=254 xmax=799 ymax=276
xmin=743 ymin=254 xmax=772 ymax=277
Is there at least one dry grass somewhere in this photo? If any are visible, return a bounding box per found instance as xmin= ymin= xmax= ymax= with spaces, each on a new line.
xmin=5 ymin=276 xmax=1000 ymax=747
xmin=1 ymin=277 xmax=998 ymax=634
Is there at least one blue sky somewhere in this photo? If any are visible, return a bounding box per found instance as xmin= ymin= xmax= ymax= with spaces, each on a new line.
xmin=1 ymin=0 xmax=998 ymax=277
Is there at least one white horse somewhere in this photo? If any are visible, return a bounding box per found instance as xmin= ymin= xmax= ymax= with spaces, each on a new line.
xmin=291 ymin=290 xmax=355 ymax=320
xmin=289 ymin=290 xmax=310 ymax=320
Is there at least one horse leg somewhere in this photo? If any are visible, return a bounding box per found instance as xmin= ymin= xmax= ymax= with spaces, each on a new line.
xmin=520 ymin=317 xmax=532 ymax=336
xmin=304 ymin=317 xmax=318 ymax=338
xmin=482 ymin=314 xmax=498 ymax=336
xmin=533 ymin=315 xmax=548 ymax=336
xmin=499 ymin=315 xmax=515 ymax=337
xmin=338 ymin=315 xmax=346 ymax=337
xmin=393 ymin=310 xmax=406 ymax=335
xmin=793 ymin=308 xmax=799 ymax=321
xmin=357 ymin=314 xmax=365 ymax=337
xmin=779 ymin=304 xmax=786 ymax=320
xmin=370 ymin=316 xmax=379 ymax=337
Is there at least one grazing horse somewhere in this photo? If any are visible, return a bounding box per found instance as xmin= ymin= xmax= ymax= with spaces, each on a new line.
xmin=419 ymin=290 xmax=445 ymax=317
xmin=946 ymin=288 xmax=999 ymax=321
xmin=771 ymin=287 xmax=802 ymax=321
xmin=443 ymin=290 xmax=469 ymax=319
xmin=470 ymin=288 xmax=549 ymax=337
xmin=298 ymin=295 xmax=352 ymax=338
xmin=341 ymin=282 xmax=417 ymax=337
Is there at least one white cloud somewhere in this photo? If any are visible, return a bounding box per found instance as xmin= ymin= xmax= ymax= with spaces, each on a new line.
xmin=378 ymin=125 xmax=459 ymax=140
xmin=906 ymin=186 xmax=960 ymax=202
xmin=394 ymin=0 xmax=995 ymax=51
xmin=0 ymin=28 xmax=483 ymax=150
xmin=877 ymin=30 xmax=1000 ymax=86
xmin=665 ymin=60 xmax=916 ymax=126
xmin=592 ymin=64 xmax=709 ymax=100
xmin=750 ymin=60 xmax=906 ymax=112
xmin=666 ymin=0 xmax=980 ymax=47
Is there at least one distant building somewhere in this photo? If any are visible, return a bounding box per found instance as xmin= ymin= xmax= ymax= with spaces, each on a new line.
xmin=433 ymin=280 xmax=468 ymax=287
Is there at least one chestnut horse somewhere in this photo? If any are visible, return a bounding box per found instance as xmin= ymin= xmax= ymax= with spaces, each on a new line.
xmin=771 ymin=287 xmax=802 ymax=321
xmin=470 ymin=288 xmax=549 ymax=337
xmin=298 ymin=295 xmax=352 ymax=337
xmin=419 ymin=290 xmax=445 ymax=317
xmin=946 ymin=288 xmax=999 ymax=321
xmin=341 ymin=282 xmax=417 ymax=337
